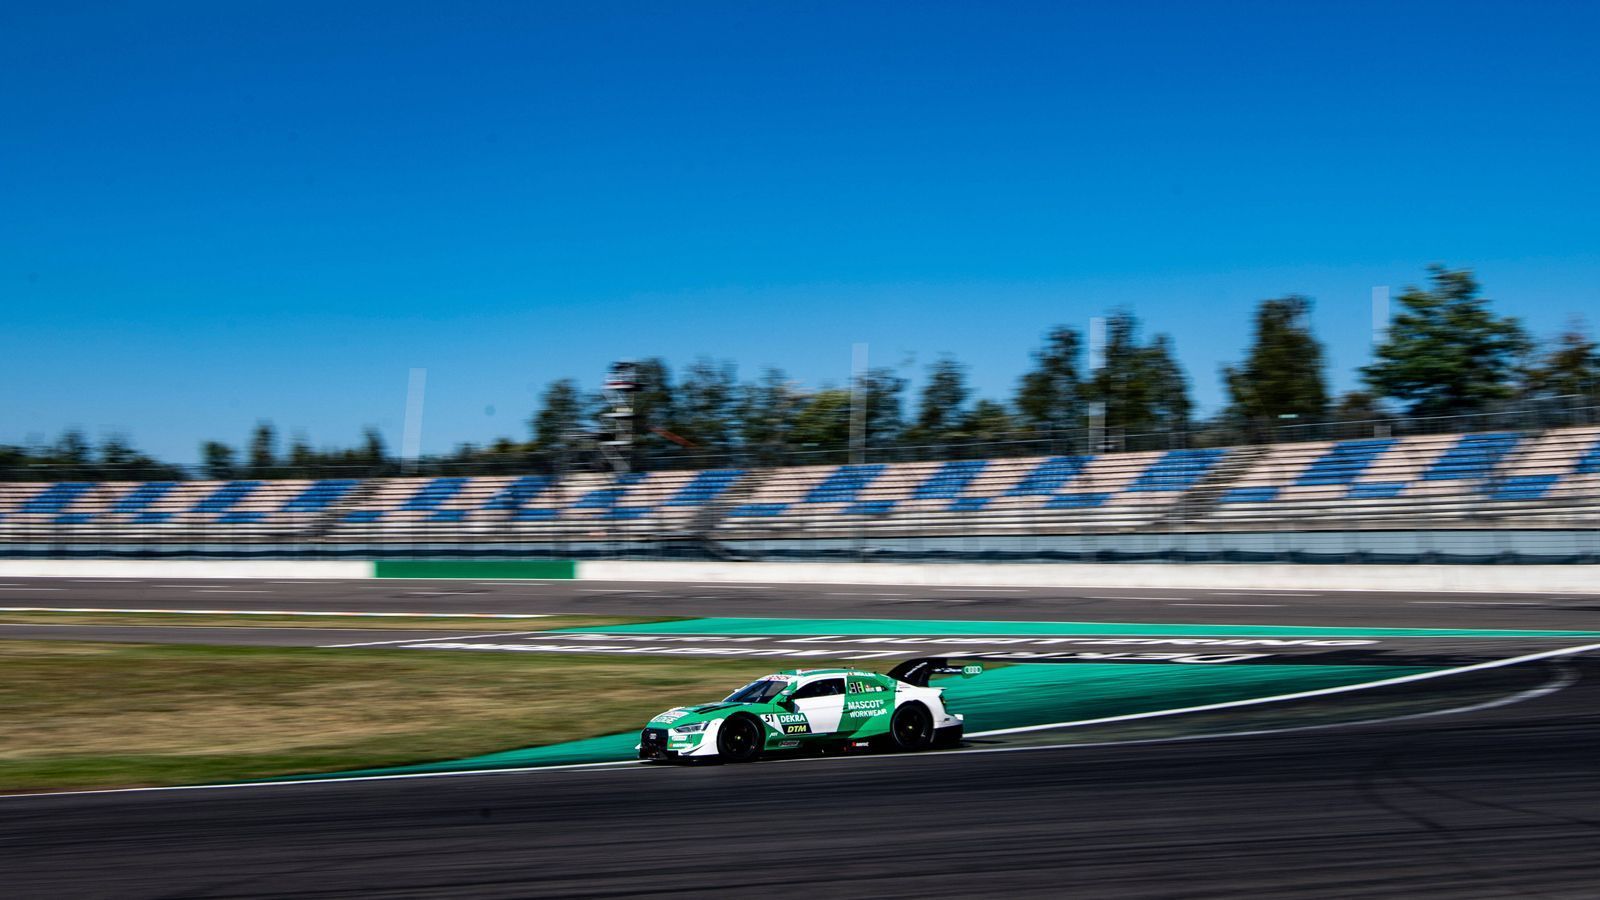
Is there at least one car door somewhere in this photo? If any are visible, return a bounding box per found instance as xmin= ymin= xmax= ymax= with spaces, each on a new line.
xmin=788 ymin=676 xmax=846 ymax=734
xmin=843 ymin=673 xmax=893 ymax=734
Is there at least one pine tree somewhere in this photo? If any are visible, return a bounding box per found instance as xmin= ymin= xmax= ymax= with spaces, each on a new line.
xmin=1223 ymin=296 xmax=1330 ymax=426
xmin=1363 ymin=266 xmax=1530 ymax=416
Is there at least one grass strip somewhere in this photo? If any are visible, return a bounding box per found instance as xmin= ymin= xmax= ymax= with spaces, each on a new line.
xmin=0 ymin=611 xmax=671 ymax=631
xmin=0 ymin=640 xmax=790 ymax=792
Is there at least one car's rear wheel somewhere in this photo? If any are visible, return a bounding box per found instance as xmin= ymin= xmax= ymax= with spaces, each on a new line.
xmin=888 ymin=702 xmax=934 ymax=752
xmin=716 ymin=715 xmax=763 ymax=763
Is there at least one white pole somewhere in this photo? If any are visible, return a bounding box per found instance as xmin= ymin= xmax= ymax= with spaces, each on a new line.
xmin=1371 ymin=286 xmax=1390 ymax=350
xmin=401 ymin=367 xmax=427 ymax=474
xmin=849 ymin=343 xmax=868 ymax=466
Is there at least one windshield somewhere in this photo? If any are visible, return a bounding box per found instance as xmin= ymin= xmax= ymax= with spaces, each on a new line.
xmin=724 ymin=678 xmax=788 ymax=704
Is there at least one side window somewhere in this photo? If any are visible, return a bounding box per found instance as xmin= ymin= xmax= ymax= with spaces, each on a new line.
xmin=792 ymin=677 xmax=845 ymax=699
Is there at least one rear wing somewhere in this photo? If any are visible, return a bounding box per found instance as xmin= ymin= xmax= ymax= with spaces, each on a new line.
xmin=887 ymin=657 xmax=984 ymax=687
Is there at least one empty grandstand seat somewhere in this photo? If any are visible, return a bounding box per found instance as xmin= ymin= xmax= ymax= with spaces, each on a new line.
xmin=402 ymin=477 xmax=468 ymax=510
xmin=21 ymin=482 xmax=95 ymax=514
xmin=948 ymin=496 xmax=990 ymax=512
xmin=1346 ymin=482 xmax=1407 ymax=500
xmin=1485 ymin=474 xmax=1560 ymax=501
xmin=1005 ymin=456 xmax=1088 ymax=495
xmin=193 ymin=481 xmax=260 ymax=514
xmin=483 ymin=475 xmax=553 ymax=510
xmin=804 ymin=465 xmax=885 ymax=503
xmin=666 ymin=469 xmax=743 ymax=506
xmin=1295 ymin=439 xmax=1396 ymax=486
xmin=1424 ymin=433 xmax=1520 ymax=480
xmin=113 ymin=481 xmax=176 ymax=514
xmin=1576 ymin=439 xmax=1600 ymax=475
xmin=283 ymin=479 xmax=357 ymax=512
xmin=914 ymin=460 xmax=987 ymax=499
xmin=1126 ymin=449 xmax=1224 ymax=492
xmin=846 ymin=499 xmax=896 ymax=515
xmin=1045 ymin=493 xmax=1109 ymax=509
xmin=573 ymin=487 xmax=630 ymax=509
xmin=1221 ymin=486 xmax=1279 ymax=503
xmin=731 ymin=503 xmax=789 ymax=516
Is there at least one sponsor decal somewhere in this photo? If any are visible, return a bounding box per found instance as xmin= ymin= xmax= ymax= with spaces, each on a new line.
xmin=651 ymin=709 xmax=689 ymax=724
xmin=785 ymin=723 xmax=811 ymax=734
xmin=846 ymin=697 xmax=888 ymax=719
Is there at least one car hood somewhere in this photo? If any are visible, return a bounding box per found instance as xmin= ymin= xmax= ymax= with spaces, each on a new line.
xmin=647 ymin=701 xmax=765 ymax=728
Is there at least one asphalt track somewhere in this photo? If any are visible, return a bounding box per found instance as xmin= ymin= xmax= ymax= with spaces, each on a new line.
xmin=2 ymin=575 xmax=1599 ymax=628
xmin=4 ymin=577 xmax=1600 ymax=897
xmin=3 ymin=659 xmax=1598 ymax=898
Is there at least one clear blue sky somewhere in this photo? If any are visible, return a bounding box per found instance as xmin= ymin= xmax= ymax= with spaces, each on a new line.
xmin=3 ymin=1 xmax=1596 ymax=462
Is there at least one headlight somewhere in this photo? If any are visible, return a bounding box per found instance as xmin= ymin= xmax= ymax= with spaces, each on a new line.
xmin=671 ymin=722 xmax=709 ymax=734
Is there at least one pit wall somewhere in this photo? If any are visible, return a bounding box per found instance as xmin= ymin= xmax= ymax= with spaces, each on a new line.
xmin=0 ymin=558 xmax=1596 ymax=594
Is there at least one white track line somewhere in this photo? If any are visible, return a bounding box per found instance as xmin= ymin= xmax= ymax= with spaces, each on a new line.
xmin=3 ymin=654 xmax=1581 ymax=802
xmin=320 ymin=629 xmax=557 ymax=648
xmin=969 ymin=640 xmax=1600 ymax=737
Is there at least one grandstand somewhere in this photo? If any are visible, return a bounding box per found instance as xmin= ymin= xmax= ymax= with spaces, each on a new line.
xmin=3 ymin=426 xmax=1597 ymax=561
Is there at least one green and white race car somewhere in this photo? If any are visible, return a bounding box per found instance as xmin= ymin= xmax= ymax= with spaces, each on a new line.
xmin=638 ymin=658 xmax=975 ymax=762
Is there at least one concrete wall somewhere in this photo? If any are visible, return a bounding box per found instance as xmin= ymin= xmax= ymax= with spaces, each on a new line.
xmin=582 ymin=560 xmax=1600 ymax=594
xmin=0 ymin=557 xmax=1594 ymax=593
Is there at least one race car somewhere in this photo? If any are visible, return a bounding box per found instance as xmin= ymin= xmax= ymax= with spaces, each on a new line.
xmin=637 ymin=657 xmax=977 ymax=762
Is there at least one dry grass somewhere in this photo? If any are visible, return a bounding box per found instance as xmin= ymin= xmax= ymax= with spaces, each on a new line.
xmin=0 ymin=611 xmax=664 ymax=630
xmin=0 ymin=640 xmax=791 ymax=792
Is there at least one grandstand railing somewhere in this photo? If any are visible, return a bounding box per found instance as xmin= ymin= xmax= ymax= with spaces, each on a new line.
xmin=2 ymin=424 xmax=1596 ymax=564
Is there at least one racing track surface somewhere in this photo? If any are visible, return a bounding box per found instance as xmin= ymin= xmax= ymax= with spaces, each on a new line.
xmin=3 ymin=577 xmax=1599 ymax=896
xmin=2 ymin=576 xmax=1599 ymax=629
xmin=3 ymin=658 xmax=1599 ymax=898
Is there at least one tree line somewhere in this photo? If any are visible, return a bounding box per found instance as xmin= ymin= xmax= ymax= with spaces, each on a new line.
xmin=4 ymin=265 xmax=1597 ymax=481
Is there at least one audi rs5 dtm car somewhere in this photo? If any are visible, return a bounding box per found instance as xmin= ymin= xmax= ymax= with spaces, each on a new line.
xmin=638 ymin=658 xmax=977 ymax=762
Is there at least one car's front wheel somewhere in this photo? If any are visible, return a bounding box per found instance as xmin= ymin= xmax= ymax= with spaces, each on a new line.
xmin=716 ymin=715 xmax=763 ymax=763
xmin=888 ymin=702 xmax=934 ymax=752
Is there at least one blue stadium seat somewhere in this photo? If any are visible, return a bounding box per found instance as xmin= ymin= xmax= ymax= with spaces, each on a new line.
xmin=1575 ymin=439 xmax=1600 ymax=475
xmin=218 ymin=511 xmax=265 ymax=524
xmin=343 ymin=509 xmax=384 ymax=523
xmin=133 ymin=512 xmax=173 ymax=524
xmin=1126 ymin=449 xmax=1226 ymax=492
xmin=283 ymin=479 xmax=357 ymax=512
xmin=113 ymin=481 xmax=175 ymax=514
xmin=1484 ymin=474 xmax=1559 ymax=501
xmin=913 ymin=460 xmax=987 ymax=499
xmin=427 ymin=508 xmax=469 ymax=522
xmin=1295 ymin=439 xmax=1395 ymax=486
xmin=1424 ymin=433 xmax=1520 ymax=480
xmin=1005 ymin=456 xmax=1088 ymax=496
xmin=1346 ymin=482 xmax=1407 ymax=499
xmin=804 ymin=465 xmax=886 ymax=503
xmin=1045 ymin=493 xmax=1109 ymax=509
xmin=21 ymin=482 xmax=95 ymax=514
xmin=605 ymin=507 xmax=650 ymax=520
xmin=666 ymin=469 xmax=743 ymax=507
xmin=401 ymin=477 xmax=467 ymax=511
xmin=1221 ymin=486 xmax=1279 ymax=503
xmin=54 ymin=513 xmax=97 ymax=524
xmin=513 ymin=507 xmax=560 ymax=521
xmin=947 ymin=496 xmax=990 ymax=512
xmin=846 ymin=500 xmax=896 ymax=515
xmin=731 ymin=503 xmax=789 ymax=516
xmin=573 ymin=487 xmax=626 ymax=509
xmin=484 ymin=476 xmax=553 ymax=510
xmin=193 ymin=481 xmax=260 ymax=513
